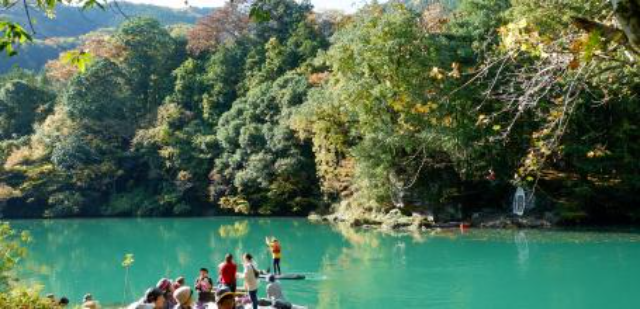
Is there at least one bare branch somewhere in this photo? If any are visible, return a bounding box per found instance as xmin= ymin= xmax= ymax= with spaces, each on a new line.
xmin=22 ymin=0 xmax=36 ymax=35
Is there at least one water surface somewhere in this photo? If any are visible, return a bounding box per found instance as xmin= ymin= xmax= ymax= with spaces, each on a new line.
xmin=11 ymin=218 xmax=640 ymax=308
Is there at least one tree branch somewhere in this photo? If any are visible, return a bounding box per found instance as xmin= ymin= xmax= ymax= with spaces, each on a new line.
xmin=22 ymin=0 xmax=36 ymax=35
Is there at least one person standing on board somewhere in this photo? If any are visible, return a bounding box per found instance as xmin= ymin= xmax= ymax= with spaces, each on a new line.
xmin=265 ymin=236 xmax=282 ymax=275
xmin=218 ymin=253 xmax=238 ymax=292
xmin=242 ymin=253 xmax=260 ymax=309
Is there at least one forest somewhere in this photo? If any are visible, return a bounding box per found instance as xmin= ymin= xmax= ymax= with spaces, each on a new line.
xmin=0 ymin=0 xmax=639 ymax=224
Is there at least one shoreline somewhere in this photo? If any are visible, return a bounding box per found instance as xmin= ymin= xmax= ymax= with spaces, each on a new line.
xmin=307 ymin=210 xmax=640 ymax=232
xmin=3 ymin=213 xmax=639 ymax=230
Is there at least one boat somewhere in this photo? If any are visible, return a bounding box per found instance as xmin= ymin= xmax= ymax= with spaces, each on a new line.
xmin=258 ymin=273 xmax=306 ymax=280
xmin=512 ymin=186 xmax=526 ymax=216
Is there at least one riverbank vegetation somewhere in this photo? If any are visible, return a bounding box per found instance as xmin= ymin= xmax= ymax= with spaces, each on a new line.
xmin=0 ymin=222 xmax=53 ymax=307
xmin=1 ymin=0 xmax=638 ymax=224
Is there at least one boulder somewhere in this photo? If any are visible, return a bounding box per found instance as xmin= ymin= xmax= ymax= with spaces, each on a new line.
xmin=479 ymin=215 xmax=514 ymax=228
xmin=381 ymin=213 xmax=414 ymax=231
xmin=308 ymin=213 xmax=322 ymax=222
xmin=381 ymin=220 xmax=413 ymax=231
xmin=387 ymin=208 xmax=403 ymax=218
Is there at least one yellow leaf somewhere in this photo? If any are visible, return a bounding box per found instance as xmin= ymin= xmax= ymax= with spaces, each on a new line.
xmin=516 ymin=19 xmax=528 ymax=29
xmin=429 ymin=67 xmax=444 ymax=80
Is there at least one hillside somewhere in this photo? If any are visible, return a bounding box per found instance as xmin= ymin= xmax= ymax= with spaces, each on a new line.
xmin=0 ymin=2 xmax=211 ymax=72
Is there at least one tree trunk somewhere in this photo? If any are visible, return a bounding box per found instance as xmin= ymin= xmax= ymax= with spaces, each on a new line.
xmin=613 ymin=0 xmax=640 ymax=54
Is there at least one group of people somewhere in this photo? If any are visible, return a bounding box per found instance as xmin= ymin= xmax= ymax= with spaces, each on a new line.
xmin=44 ymin=237 xmax=285 ymax=309
xmin=127 ymin=236 xmax=289 ymax=309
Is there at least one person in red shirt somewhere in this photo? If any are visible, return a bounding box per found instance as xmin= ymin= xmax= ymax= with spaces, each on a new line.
xmin=218 ymin=253 xmax=238 ymax=292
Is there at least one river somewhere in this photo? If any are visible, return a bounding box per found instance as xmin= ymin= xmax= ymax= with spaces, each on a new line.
xmin=10 ymin=218 xmax=640 ymax=308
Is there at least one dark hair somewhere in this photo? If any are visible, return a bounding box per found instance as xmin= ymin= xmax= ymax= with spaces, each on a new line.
xmin=145 ymin=288 xmax=165 ymax=303
xmin=218 ymin=293 xmax=234 ymax=305
xmin=176 ymin=276 xmax=185 ymax=284
xmin=267 ymin=274 xmax=276 ymax=283
xmin=225 ymin=253 xmax=233 ymax=263
xmin=200 ymin=267 xmax=209 ymax=273
xmin=58 ymin=297 xmax=69 ymax=305
xmin=244 ymin=253 xmax=253 ymax=261
xmin=215 ymin=286 xmax=235 ymax=304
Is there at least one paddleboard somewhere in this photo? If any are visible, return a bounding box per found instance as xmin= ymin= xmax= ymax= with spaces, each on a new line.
xmin=242 ymin=305 xmax=307 ymax=309
xmin=259 ymin=273 xmax=306 ymax=280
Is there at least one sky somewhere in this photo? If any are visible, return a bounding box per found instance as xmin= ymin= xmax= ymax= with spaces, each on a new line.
xmin=124 ymin=0 xmax=380 ymax=13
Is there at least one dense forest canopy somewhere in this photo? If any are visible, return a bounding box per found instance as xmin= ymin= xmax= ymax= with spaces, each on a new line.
xmin=0 ymin=0 xmax=638 ymax=224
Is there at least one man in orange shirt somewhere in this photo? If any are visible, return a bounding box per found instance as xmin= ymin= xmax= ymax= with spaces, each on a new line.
xmin=266 ymin=236 xmax=282 ymax=275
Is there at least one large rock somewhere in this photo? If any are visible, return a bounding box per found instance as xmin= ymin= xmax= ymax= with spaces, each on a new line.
xmin=513 ymin=217 xmax=552 ymax=228
xmin=348 ymin=217 xmax=381 ymax=227
xmin=386 ymin=208 xmax=403 ymax=218
xmin=473 ymin=211 xmax=554 ymax=229
xmin=308 ymin=213 xmax=322 ymax=222
xmin=480 ymin=218 xmax=514 ymax=228
xmin=380 ymin=209 xmax=414 ymax=231
xmin=381 ymin=219 xmax=413 ymax=231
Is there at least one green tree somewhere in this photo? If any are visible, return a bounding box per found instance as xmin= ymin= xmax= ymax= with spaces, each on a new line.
xmin=114 ymin=17 xmax=181 ymax=116
xmin=200 ymin=41 xmax=250 ymax=123
xmin=62 ymin=59 xmax=132 ymax=124
xmin=212 ymin=73 xmax=319 ymax=214
xmin=132 ymin=102 xmax=215 ymax=216
xmin=0 ymin=80 xmax=53 ymax=139
xmin=251 ymin=0 xmax=313 ymax=42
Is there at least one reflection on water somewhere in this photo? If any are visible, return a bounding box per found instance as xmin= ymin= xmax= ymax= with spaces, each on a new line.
xmin=515 ymin=231 xmax=530 ymax=267
xmin=218 ymin=220 xmax=250 ymax=239
xmin=393 ymin=241 xmax=407 ymax=266
xmin=9 ymin=218 xmax=640 ymax=309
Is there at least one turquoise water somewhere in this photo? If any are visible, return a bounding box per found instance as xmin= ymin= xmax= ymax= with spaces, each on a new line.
xmin=10 ymin=218 xmax=640 ymax=308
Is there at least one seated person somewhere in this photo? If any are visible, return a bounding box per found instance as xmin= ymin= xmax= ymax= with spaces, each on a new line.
xmin=266 ymin=275 xmax=291 ymax=309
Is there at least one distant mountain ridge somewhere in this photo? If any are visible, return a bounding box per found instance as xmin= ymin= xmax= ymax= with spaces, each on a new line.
xmin=0 ymin=1 xmax=211 ymax=37
xmin=0 ymin=2 xmax=212 ymax=73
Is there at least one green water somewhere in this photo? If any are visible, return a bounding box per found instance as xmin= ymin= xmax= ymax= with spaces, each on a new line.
xmin=10 ymin=218 xmax=640 ymax=308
